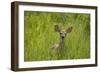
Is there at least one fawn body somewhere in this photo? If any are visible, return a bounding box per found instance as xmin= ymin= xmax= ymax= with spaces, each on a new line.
xmin=52 ymin=25 xmax=73 ymax=49
xmin=51 ymin=25 xmax=73 ymax=59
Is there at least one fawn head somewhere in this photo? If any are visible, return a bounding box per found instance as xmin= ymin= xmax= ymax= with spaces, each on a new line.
xmin=55 ymin=25 xmax=73 ymax=39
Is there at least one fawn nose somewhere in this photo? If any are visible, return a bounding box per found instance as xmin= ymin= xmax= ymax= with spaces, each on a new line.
xmin=62 ymin=35 xmax=65 ymax=38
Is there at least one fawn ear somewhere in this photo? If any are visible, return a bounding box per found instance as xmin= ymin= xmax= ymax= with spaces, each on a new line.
xmin=66 ymin=26 xmax=73 ymax=33
xmin=55 ymin=25 xmax=61 ymax=32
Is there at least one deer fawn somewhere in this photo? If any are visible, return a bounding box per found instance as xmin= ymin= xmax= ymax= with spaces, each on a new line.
xmin=51 ymin=25 xmax=73 ymax=59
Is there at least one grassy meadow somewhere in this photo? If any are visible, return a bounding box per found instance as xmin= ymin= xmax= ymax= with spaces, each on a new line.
xmin=24 ymin=11 xmax=90 ymax=61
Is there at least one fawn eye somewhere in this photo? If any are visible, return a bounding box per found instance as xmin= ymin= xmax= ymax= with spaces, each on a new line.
xmin=60 ymin=32 xmax=63 ymax=34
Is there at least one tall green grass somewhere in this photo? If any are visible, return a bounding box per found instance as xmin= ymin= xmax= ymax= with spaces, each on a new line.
xmin=24 ymin=11 xmax=90 ymax=61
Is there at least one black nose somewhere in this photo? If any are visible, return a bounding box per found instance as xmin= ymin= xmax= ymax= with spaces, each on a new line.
xmin=62 ymin=36 xmax=64 ymax=38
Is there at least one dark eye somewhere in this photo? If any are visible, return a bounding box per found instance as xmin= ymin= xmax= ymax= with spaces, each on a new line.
xmin=60 ymin=32 xmax=62 ymax=34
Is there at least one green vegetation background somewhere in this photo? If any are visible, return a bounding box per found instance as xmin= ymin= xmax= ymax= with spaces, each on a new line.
xmin=24 ymin=11 xmax=90 ymax=61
